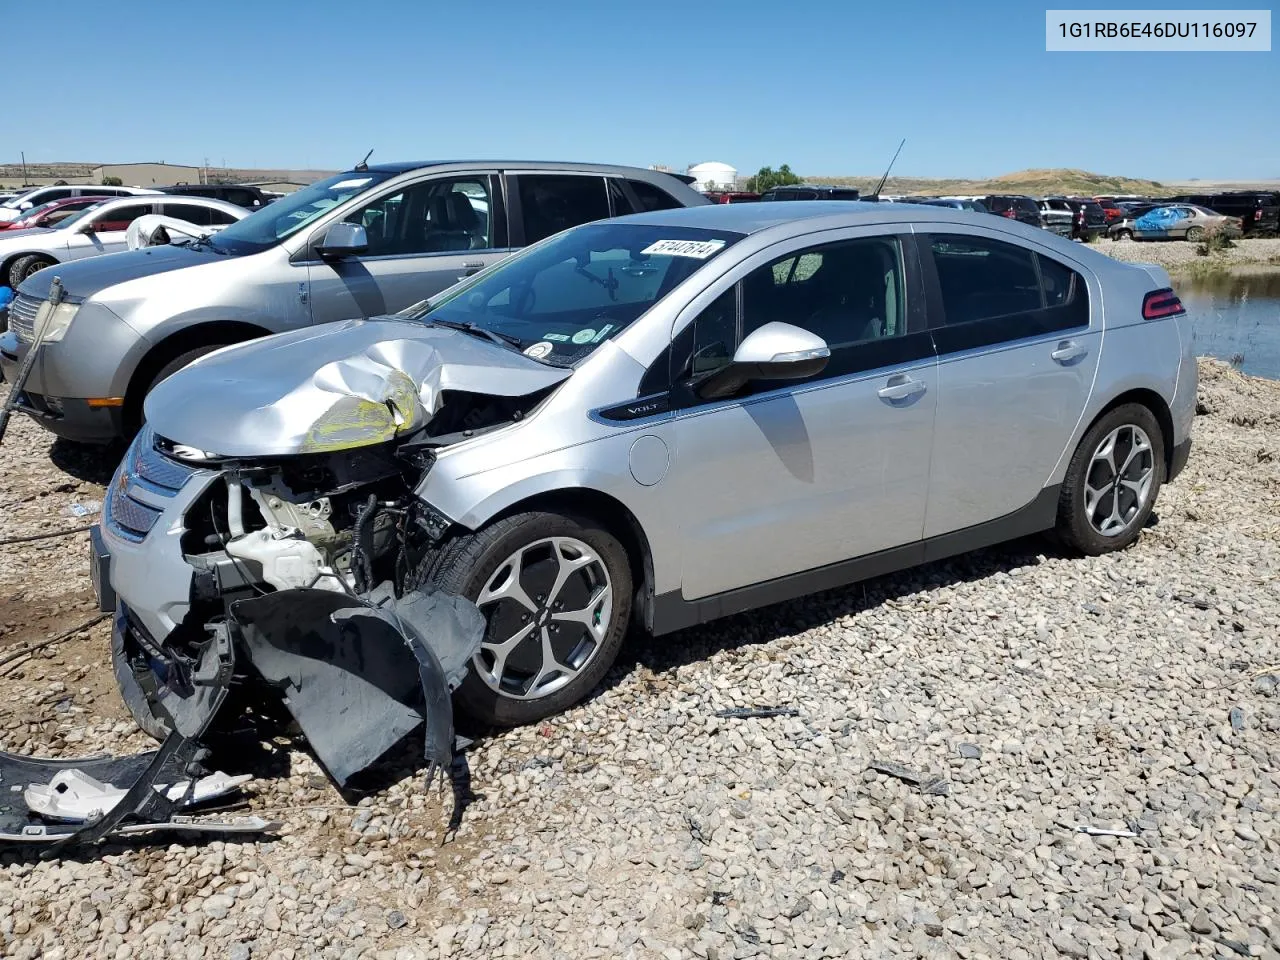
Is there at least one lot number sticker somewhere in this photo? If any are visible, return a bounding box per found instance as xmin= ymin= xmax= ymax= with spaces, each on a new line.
xmin=641 ymin=238 xmax=727 ymax=259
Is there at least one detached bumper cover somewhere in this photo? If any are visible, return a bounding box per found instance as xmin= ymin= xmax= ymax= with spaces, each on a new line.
xmin=227 ymin=586 xmax=485 ymax=787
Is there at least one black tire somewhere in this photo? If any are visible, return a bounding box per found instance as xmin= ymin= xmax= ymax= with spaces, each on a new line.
xmin=148 ymin=345 xmax=228 ymax=394
xmin=125 ymin=344 xmax=230 ymax=435
xmin=1056 ymin=403 xmax=1165 ymax=556
xmin=1113 ymin=229 xmax=1132 ymax=241
xmin=1185 ymin=226 xmax=1205 ymax=242
xmin=111 ymin=626 xmax=172 ymax=742
xmin=429 ymin=511 xmax=633 ymax=727
xmin=8 ymin=254 xmax=55 ymax=289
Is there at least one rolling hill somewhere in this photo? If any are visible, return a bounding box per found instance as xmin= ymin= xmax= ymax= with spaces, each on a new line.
xmin=802 ymin=167 xmax=1167 ymax=196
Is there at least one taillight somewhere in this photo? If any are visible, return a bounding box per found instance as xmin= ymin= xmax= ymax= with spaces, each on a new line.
xmin=1001 ymin=209 xmax=1016 ymax=218
xmin=1255 ymin=209 xmax=1262 ymax=220
xmin=1142 ymin=288 xmax=1185 ymax=320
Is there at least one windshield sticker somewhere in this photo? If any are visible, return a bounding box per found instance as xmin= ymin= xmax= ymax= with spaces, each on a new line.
xmin=592 ymin=323 xmax=615 ymax=343
xmin=543 ymin=333 xmax=570 ymax=342
xmin=571 ymin=328 xmax=597 ymax=345
xmin=524 ymin=341 xmax=554 ymax=360
xmin=641 ymin=238 xmax=726 ymax=259
xmin=327 ymin=177 xmax=373 ymax=191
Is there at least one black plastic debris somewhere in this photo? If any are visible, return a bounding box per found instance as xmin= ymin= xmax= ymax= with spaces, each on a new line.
xmin=228 ymin=585 xmax=484 ymax=787
xmin=0 ymin=739 xmax=273 ymax=851
xmin=713 ymin=706 xmax=800 ymax=720
xmin=867 ymin=760 xmax=950 ymax=796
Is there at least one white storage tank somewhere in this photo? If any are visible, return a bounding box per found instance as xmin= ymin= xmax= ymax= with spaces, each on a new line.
xmin=687 ymin=161 xmax=737 ymax=192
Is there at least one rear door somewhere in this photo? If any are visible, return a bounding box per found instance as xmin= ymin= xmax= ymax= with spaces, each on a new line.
xmin=919 ymin=231 xmax=1099 ymax=537
xmin=305 ymin=172 xmax=510 ymax=324
xmin=665 ymin=228 xmax=938 ymax=599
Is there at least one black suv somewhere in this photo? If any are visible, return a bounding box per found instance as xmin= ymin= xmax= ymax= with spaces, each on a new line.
xmin=1062 ymin=197 xmax=1109 ymax=241
xmin=760 ymin=184 xmax=861 ymax=201
xmin=158 ymin=183 xmax=273 ymax=209
xmin=980 ymin=195 xmax=1042 ymax=228
xmin=1167 ymin=191 xmax=1279 ymax=237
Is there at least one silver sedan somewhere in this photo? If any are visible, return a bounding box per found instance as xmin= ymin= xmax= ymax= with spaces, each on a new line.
xmin=98 ymin=201 xmax=1197 ymax=748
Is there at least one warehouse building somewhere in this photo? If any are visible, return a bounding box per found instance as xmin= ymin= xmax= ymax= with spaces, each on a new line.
xmin=90 ymin=162 xmax=205 ymax=186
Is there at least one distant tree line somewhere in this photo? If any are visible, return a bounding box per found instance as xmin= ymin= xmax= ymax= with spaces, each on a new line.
xmin=744 ymin=164 xmax=803 ymax=193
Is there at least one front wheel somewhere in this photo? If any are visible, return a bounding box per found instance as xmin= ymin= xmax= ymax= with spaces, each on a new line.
xmin=8 ymin=254 xmax=55 ymax=289
xmin=429 ymin=511 xmax=633 ymax=727
xmin=1185 ymin=226 xmax=1205 ymax=242
xmin=1056 ymin=403 xmax=1165 ymax=555
xmin=1112 ymin=229 xmax=1132 ymax=241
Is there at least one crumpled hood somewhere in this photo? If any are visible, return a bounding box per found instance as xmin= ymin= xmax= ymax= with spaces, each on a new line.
xmin=145 ymin=318 xmax=572 ymax=457
xmin=16 ymin=243 xmax=224 ymax=301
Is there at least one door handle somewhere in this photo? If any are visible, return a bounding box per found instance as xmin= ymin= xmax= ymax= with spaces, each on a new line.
xmin=456 ymin=261 xmax=485 ymax=281
xmin=877 ymin=376 xmax=927 ymax=401
xmin=1051 ymin=340 xmax=1088 ymax=364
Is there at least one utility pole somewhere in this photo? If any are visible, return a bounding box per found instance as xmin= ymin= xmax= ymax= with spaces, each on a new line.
xmin=20 ymin=151 xmax=28 ymax=186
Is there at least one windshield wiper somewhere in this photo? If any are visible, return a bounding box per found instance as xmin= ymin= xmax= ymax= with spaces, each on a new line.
xmin=426 ymin=318 xmax=523 ymax=351
xmin=185 ymin=232 xmax=223 ymax=253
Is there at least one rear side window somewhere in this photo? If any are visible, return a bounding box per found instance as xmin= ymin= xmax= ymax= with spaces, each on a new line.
xmin=517 ymin=175 xmax=610 ymax=244
xmin=626 ymin=179 xmax=682 ymax=212
xmin=927 ymin=234 xmax=1088 ymax=348
xmin=161 ymin=202 xmax=214 ymax=226
xmin=984 ymin=196 xmax=1011 ymax=213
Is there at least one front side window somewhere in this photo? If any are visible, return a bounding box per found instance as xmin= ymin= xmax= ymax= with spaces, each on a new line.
xmin=927 ymin=234 xmax=1089 ymax=344
xmin=743 ymin=237 xmax=906 ymax=349
xmin=345 ymin=177 xmax=493 ymax=257
xmin=411 ymin=222 xmax=741 ymax=366
xmin=91 ymin=204 xmax=153 ymax=232
xmin=668 ymin=236 xmax=913 ymax=397
xmin=517 ymin=175 xmax=610 ymax=244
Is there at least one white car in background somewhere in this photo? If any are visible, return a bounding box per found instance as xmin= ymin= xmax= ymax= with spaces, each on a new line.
xmin=126 ymin=207 xmax=250 ymax=250
xmin=0 ymin=184 xmax=159 ymax=223
xmin=1 ymin=195 xmax=245 ymax=288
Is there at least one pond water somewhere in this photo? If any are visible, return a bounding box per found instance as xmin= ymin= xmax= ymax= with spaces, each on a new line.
xmin=1173 ymin=268 xmax=1280 ymax=380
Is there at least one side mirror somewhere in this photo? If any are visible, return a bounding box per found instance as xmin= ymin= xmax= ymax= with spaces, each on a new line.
xmin=316 ymin=221 xmax=368 ymax=259
xmin=696 ymin=321 xmax=830 ymax=400
xmin=77 ymin=221 xmax=97 ymax=234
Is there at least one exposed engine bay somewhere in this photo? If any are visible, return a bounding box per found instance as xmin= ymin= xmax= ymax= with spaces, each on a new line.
xmin=116 ymin=387 xmax=551 ymax=784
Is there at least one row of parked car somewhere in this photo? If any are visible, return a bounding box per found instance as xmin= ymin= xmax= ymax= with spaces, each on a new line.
xmin=0 ymin=156 xmax=1196 ymax=748
xmin=703 ymin=185 xmax=1280 ymax=242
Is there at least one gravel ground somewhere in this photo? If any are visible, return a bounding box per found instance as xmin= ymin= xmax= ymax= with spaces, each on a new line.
xmin=0 ymin=359 xmax=1277 ymax=960
xmin=1097 ymin=236 xmax=1280 ymax=271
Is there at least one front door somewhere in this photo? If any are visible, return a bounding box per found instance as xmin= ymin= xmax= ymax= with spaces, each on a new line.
xmin=918 ymin=231 xmax=1101 ymax=538
xmin=62 ymin=202 xmax=155 ymax=262
xmin=666 ymin=230 xmax=938 ymax=600
xmin=306 ymin=173 xmax=511 ymax=325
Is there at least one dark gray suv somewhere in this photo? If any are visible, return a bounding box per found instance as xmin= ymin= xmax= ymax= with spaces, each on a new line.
xmin=0 ymin=161 xmax=707 ymax=443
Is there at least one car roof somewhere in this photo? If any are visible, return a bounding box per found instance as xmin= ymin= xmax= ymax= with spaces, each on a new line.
xmin=361 ymin=160 xmax=691 ymax=178
xmin=614 ymin=200 xmax=1030 ymax=236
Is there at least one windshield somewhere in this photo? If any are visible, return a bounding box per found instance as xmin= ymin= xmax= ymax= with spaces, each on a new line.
xmin=403 ymin=222 xmax=743 ymax=366
xmin=205 ymin=170 xmax=396 ymax=254
xmin=14 ymin=200 xmax=63 ymax=223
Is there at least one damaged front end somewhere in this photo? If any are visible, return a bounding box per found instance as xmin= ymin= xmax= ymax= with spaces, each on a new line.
xmin=89 ymin=321 xmax=567 ymax=835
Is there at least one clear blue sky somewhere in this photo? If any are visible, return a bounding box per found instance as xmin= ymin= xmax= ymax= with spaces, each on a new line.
xmin=6 ymin=0 xmax=1276 ymax=180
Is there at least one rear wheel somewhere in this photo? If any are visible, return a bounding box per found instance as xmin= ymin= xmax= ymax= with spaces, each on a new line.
xmin=429 ymin=511 xmax=633 ymax=727
xmin=8 ymin=254 xmax=55 ymax=289
xmin=1056 ymin=403 xmax=1165 ymax=555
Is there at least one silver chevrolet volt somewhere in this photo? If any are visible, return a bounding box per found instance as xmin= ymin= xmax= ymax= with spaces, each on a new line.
xmin=94 ymin=201 xmax=1196 ymax=740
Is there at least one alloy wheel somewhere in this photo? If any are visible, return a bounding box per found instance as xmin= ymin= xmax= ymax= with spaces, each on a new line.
xmin=1083 ymin=424 xmax=1155 ymax=537
xmin=474 ymin=536 xmax=613 ymax=700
